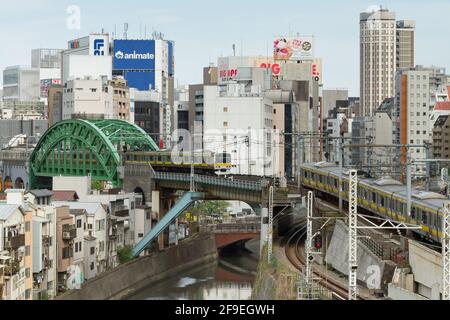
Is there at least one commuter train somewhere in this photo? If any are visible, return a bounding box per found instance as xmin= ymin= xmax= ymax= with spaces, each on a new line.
xmin=301 ymin=162 xmax=449 ymax=244
xmin=124 ymin=151 xmax=233 ymax=174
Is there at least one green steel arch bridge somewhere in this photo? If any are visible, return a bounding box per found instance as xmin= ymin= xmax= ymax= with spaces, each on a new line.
xmin=29 ymin=119 xmax=159 ymax=189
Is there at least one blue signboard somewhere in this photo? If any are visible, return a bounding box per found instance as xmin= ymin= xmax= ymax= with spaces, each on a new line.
xmin=124 ymin=71 xmax=156 ymax=91
xmin=168 ymin=41 xmax=174 ymax=76
xmin=113 ymin=40 xmax=155 ymax=70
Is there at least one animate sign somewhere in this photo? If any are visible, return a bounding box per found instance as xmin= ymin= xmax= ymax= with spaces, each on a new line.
xmin=113 ymin=40 xmax=156 ymax=70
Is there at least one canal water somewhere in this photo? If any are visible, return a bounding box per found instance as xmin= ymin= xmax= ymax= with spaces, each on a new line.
xmin=128 ymin=239 xmax=260 ymax=300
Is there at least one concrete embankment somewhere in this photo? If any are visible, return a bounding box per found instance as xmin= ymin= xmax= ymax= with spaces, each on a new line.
xmin=56 ymin=233 xmax=218 ymax=300
xmin=251 ymin=245 xmax=299 ymax=300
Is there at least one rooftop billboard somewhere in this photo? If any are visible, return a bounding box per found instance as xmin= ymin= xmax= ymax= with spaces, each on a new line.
xmin=273 ymin=36 xmax=314 ymax=61
xmin=113 ymin=40 xmax=156 ymax=70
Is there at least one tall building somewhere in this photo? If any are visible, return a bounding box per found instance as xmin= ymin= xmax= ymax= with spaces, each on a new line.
xmin=395 ymin=66 xmax=448 ymax=174
xmin=61 ymin=34 xmax=112 ymax=85
xmin=109 ymin=77 xmax=130 ymax=122
xmin=3 ymin=66 xmax=40 ymax=102
xmin=360 ymin=8 xmax=397 ymax=117
xmin=31 ymin=49 xmax=63 ymax=102
xmin=112 ymin=38 xmax=175 ymax=146
xmin=396 ymin=20 xmax=416 ymax=70
xmin=47 ymin=85 xmax=64 ymax=126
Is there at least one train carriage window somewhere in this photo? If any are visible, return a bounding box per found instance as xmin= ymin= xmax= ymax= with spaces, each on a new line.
xmin=436 ymin=214 xmax=442 ymax=229
xmin=380 ymin=196 xmax=384 ymax=207
xmin=304 ymin=171 xmax=308 ymax=178
xmin=411 ymin=207 xmax=416 ymax=219
xmin=401 ymin=203 xmax=406 ymax=216
xmin=372 ymin=192 xmax=376 ymax=204
xmin=421 ymin=211 xmax=428 ymax=225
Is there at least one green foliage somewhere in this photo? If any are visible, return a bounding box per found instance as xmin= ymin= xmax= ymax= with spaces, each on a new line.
xmin=117 ymin=245 xmax=134 ymax=264
xmin=91 ymin=180 xmax=103 ymax=191
xmin=40 ymin=292 xmax=50 ymax=300
xmin=191 ymin=201 xmax=229 ymax=217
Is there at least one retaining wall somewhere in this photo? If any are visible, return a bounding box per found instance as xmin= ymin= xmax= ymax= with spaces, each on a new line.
xmin=55 ymin=233 xmax=218 ymax=300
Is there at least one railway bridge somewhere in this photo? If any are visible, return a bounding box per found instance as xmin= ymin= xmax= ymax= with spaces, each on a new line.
xmin=201 ymin=223 xmax=261 ymax=250
xmin=28 ymin=119 xmax=303 ymax=258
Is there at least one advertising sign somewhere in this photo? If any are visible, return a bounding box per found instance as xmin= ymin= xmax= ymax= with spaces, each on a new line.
xmin=40 ymin=79 xmax=61 ymax=98
xmin=273 ymin=36 xmax=314 ymax=61
xmin=89 ymin=34 xmax=110 ymax=56
xmin=124 ymin=70 xmax=155 ymax=91
xmin=114 ymin=40 xmax=156 ymax=70
xmin=218 ymin=56 xmax=281 ymax=85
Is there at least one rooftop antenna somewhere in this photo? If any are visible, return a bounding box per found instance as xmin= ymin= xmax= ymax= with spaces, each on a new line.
xmin=140 ymin=24 xmax=142 ymax=39
xmin=114 ymin=24 xmax=117 ymax=39
xmin=232 ymin=44 xmax=236 ymax=56
xmin=124 ymin=23 xmax=129 ymax=40
xmin=144 ymin=25 xmax=147 ymax=39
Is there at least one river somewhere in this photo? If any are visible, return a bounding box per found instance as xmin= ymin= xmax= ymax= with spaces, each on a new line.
xmin=128 ymin=238 xmax=260 ymax=300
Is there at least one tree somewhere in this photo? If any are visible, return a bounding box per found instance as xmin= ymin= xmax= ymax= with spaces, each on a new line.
xmin=117 ymin=246 xmax=134 ymax=264
xmin=191 ymin=201 xmax=229 ymax=217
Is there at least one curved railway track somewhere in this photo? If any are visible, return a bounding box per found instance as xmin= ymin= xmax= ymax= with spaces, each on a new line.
xmin=282 ymin=221 xmax=363 ymax=300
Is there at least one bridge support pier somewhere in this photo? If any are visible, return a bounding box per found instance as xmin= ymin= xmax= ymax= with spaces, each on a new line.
xmin=259 ymin=206 xmax=269 ymax=255
xmin=152 ymin=191 xmax=165 ymax=251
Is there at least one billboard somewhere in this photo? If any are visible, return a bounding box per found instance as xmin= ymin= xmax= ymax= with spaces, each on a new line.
xmin=273 ymin=36 xmax=314 ymax=61
xmin=124 ymin=71 xmax=155 ymax=91
xmin=218 ymin=56 xmax=280 ymax=85
xmin=40 ymin=79 xmax=61 ymax=98
xmin=114 ymin=40 xmax=155 ymax=70
xmin=89 ymin=34 xmax=110 ymax=56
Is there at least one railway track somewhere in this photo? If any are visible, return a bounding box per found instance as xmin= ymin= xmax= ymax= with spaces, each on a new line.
xmin=282 ymin=222 xmax=363 ymax=300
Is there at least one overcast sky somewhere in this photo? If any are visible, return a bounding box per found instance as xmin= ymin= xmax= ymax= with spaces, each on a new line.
xmin=0 ymin=0 xmax=449 ymax=95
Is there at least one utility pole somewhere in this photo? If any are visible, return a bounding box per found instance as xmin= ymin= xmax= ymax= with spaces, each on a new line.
xmin=443 ymin=202 xmax=450 ymax=300
xmin=190 ymin=127 xmax=196 ymax=192
xmin=425 ymin=143 xmax=431 ymax=191
xmin=348 ymin=170 xmax=358 ymax=300
xmin=297 ymin=134 xmax=302 ymax=191
xmin=247 ymin=127 xmax=252 ymax=176
xmin=339 ymin=137 xmax=344 ymax=212
xmin=267 ymin=186 xmax=274 ymax=264
xmin=305 ymin=191 xmax=314 ymax=299
xmin=346 ymin=170 xmax=421 ymax=300
xmin=406 ymin=151 xmax=411 ymax=217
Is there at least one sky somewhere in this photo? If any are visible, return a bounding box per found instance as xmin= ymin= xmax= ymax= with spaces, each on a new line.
xmin=0 ymin=0 xmax=449 ymax=96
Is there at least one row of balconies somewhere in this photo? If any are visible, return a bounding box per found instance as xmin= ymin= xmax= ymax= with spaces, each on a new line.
xmin=62 ymin=225 xmax=77 ymax=241
xmin=5 ymin=234 xmax=25 ymax=250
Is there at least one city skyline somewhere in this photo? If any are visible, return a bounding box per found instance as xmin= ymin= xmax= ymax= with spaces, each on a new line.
xmin=1 ymin=0 xmax=449 ymax=95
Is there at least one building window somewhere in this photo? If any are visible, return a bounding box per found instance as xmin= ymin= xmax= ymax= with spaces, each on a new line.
xmin=146 ymin=211 xmax=151 ymax=220
xmin=99 ymin=241 xmax=105 ymax=253
xmin=25 ymin=222 xmax=30 ymax=232
xmin=25 ymin=289 xmax=31 ymax=300
xmin=77 ymin=219 xmax=82 ymax=228
xmin=90 ymin=247 xmax=95 ymax=255
xmin=223 ymin=122 xmax=228 ymax=128
xmin=223 ymin=107 xmax=228 ymax=112
xmin=25 ymin=245 xmax=31 ymax=256
xmin=90 ymin=262 xmax=95 ymax=271
xmin=138 ymin=233 xmax=144 ymax=238
xmin=62 ymin=247 xmax=73 ymax=259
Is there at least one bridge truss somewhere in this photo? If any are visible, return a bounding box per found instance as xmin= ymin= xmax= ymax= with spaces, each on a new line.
xmin=29 ymin=119 xmax=159 ymax=189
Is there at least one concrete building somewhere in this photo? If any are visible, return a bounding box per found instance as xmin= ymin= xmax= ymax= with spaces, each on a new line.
xmin=432 ymin=115 xmax=450 ymax=160
xmin=62 ymin=77 xmax=114 ymax=120
xmin=47 ymin=85 xmax=63 ymax=126
xmin=396 ymin=20 xmax=416 ymax=70
xmin=110 ymin=77 xmax=130 ymax=121
xmin=395 ymin=66 xmax=448 ymax=173
xmin=1 ymin=100 xmax=46 ymax=120
xmin=360 ymin=8 xmax=397 ymax=117
xmin=3 ymin=66 xmax=40 ymax=102
xmin=31 ymin=48 xmax=62 ymax=103
xmin=322 ymin=89 xmax=349 ymax=131
xmin=203 ymin=83 xmax=277 ymax=176
xmin=61 ymin=34 xmax=112 ymax=85
xmin=130 ymin=89 xmax=162 ymax=145
xmin=0 ymin=197 xmax=26 ymax=300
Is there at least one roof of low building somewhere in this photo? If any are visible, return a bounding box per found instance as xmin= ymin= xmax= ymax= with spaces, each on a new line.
xmin=0 ymin=204 xmax=21 ymax=221
xmin=27 ymin=189 xmax=54 ymax=198
xmin=435 ymin=101 xmax=450 ymax=111
xmin=53 ymin=201 xmax=103 ymax=215
xmin=51 ymin=191 xmax=79 ymax=202
xmin=70 ymin=209 xmax=87 ymax=217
